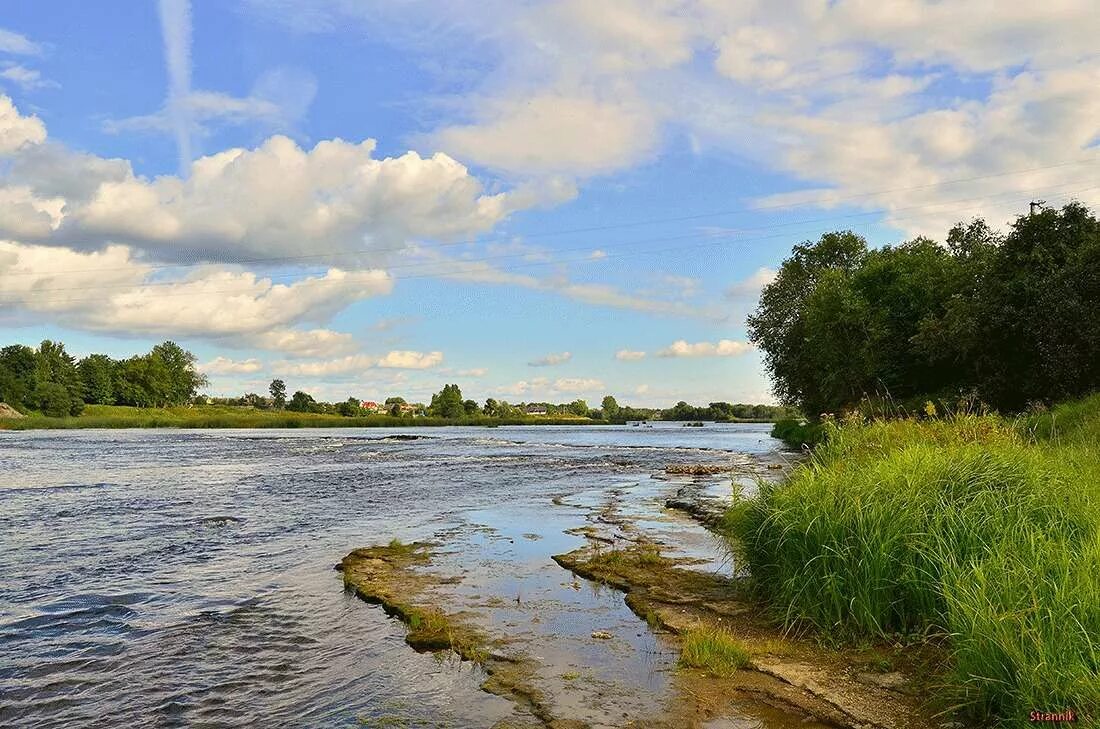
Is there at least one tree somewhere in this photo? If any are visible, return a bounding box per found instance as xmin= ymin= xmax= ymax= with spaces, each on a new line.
xmin=388 ymin=402 xmax=402 ymax=417
xmin=36 ymin=382 xmax=74 ymax=417
xmin=0 ymin=344 xmax=38 ymax=410
xmin=429 ymin=384 xmax=465 ymax=419
xmin=463 ymin=399 xmax=479 ymax=416
xmin=337 ymin=396 xmax=360 ymax=416
xmin=287 ymin=390 xmax=316 ymax=412
xmin=34 ymin=340 xmax=84 ymax=415
xmin=483 ymin=398 xmax=499 ymax=416
xmin=78 ymin=354 xmax=115 ymax=405
xmin=385 ymin=396 xmax=406 ymax=406
xmin=150 ymin=341 xmax=207 ymax=406
xmin=748 ymin=231 xmax=868 ymax=416
xmin=600 ymin=395 xmax=619 ymax=421
xmin=568 ymin=399 xmax=589 ymax=417
xmin=269 ymin=379 xmax=287 ymax=409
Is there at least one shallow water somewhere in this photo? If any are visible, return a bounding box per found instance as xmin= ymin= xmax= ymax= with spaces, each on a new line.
xmin=0 ymin=423 xmax=781 ymax=727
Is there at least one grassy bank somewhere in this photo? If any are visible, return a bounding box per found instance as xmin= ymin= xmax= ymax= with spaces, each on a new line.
xmin=733 ymin=396 xmax=1100 ymax=726
xmin=0 ymin=403 xmax=604 ymax=430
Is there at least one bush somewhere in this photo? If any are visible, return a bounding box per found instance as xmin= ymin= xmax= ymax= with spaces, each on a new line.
xmin=770 ymin=418 xmax=826 ymax=448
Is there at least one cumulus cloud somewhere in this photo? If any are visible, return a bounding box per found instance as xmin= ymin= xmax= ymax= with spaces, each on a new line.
xmin=273 ymin=350 xmax=444 ymax=377
xmin=247 ymin=1 xmax=1100 ymax=233
xmin=434 ymin=92 xmax=660 ymax=177
xmin=0 ymin=240 xmax=392 ymax=354
xmin=726 ymin=267 xmax=777 ymax=299
xmin=0 ymin=95 xmax=547 ymax=264
xmin=0 ymin=96 xmax=45 ymax=154
xmin=200 ymin=356 xmax=264 ymax=375
xmin=377 ymin=350 xmax=443 ymax=369
xmin=497 ymin=376 xmax=603 ymax=396
xmin=457 ymin=367 xmax=488 ymax=377
xmin=657 ymin=339 xmax=753 ymax=358
xmin=528 ymin=351 xmax=572 ymax=367
xmin=615 ymin=349 xmax=646 ymax=361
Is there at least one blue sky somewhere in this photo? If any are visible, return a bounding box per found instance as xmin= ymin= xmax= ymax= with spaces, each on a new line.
xmin=0 ymin=1 xmax=1096 ymax=406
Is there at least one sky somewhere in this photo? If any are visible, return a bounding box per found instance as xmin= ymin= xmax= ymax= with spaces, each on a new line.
xmin=0 ymin=0 xmax=1097 ymax=407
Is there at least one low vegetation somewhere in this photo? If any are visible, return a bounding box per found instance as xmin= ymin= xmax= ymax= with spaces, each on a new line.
xmin=733 ymin=397 xmax=1100 ymax=726
xmin=678 ymin=628 xmax=752 ymax=677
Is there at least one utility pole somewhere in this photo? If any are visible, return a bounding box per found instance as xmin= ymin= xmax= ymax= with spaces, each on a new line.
xmin=1030 ymin=200 xmax=1046 ymax=216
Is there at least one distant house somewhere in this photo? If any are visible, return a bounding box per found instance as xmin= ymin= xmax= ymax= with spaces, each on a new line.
xmin=399 ymin=403 xmax=417 ymax=415
xmin=525 ymin=404 xmax=548 ymax=416
xmin=361 ymin=400 xmax=380 ymax=413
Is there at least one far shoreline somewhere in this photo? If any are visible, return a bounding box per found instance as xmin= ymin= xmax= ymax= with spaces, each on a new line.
xmin=0 ymin=403 xmax=780 ymax=431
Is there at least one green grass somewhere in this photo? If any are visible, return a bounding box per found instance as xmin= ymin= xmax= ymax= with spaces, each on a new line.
xmin=733 ymin=402 xmax=1100 ymax=726
xmin=0 ymin=403 xmax=605 ymax=430
xmin=678 ymin=627 xmax=752 ymax=677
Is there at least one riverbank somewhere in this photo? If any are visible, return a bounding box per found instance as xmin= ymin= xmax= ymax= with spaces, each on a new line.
xmin=0 ymin=403 xmax=603 ymax=430
xmin=337 ymin=442 xmax=961 ymax=728
xmin=734 ymin=396 xmax=1100 ymax=727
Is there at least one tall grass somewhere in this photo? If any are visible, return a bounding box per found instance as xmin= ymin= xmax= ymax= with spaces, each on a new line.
xmin=734 ymin=405 xmax=1100 ymax=726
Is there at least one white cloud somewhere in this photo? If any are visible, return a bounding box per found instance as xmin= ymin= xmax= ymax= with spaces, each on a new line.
xmin=457 ymin=367 xmax=488 ymax=377
xmin=246 ymin=329 xmax=357 ymax=358
xmin=0 ymin=240 xmax=392 ymax=353
xmin=0 ymin=95 xmax=541 ymax=263
xmin=377 ymin=350 xmax=443 ymax=369
xmin=657 ymin=339 xmax=753 ymax=358
xmin=434 ymin=92 xmax=659 ymax=177
xmin=0 ymin=64 xmax=57 ymax=91
xmin=157 ymin=0 xmax=194 ymax=173
xmin=528 ymin=351 xmax=572 ymax=367
xmin=0 ymin=28 xmax=43 ymax=56
xmin=0 ymin=95 xmax=45 ymax=154
xmin=726 ymin=267 xmax=777 ymax=299
xmin=552 ymin=377 xmax=603 ymax=393
xmin=272 ymin=350 xmax=443 ymax=377
xmin=588 ymin=249 xmax=607 ymax=260
xmin=496 ymin=375 xmax=603 ymax=396
xmin=200 ymin=356 xmax=264 ymax=375
xmin=615 ymin=349 xmax=646 ymax=361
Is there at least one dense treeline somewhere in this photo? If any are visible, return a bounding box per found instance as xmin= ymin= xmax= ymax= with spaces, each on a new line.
xmin=659 ymin=400 xmax=799 ymax=422
xmin=0 ymin=340 xmax=206 ymax=416
xmin=749 ymin=203 xmax=1100 ymax=416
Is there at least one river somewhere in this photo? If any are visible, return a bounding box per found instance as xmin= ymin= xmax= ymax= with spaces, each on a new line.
xmin=0 ymin=423 xmax=783 ymax=728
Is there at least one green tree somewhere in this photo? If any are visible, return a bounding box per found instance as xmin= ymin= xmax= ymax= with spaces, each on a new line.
xmin=36 ymin=382 xmax=74 ymax=417
xmin=601 ymin=395 xmax=620 ymax=421
xmin=269 ymin=379 xmax=287 ymax=409
xmin=463 ymin=399 xmax=479 ymax=416
xmin=34 ymin=340 xmax=84 ymax=415
xmin=748 ymin=231 xmax=868 ymax=415
xmin=78 ymin=354 xmax=116 ymax=405
xmin=483 ymin=398 xmax=499 ymax=416
xmin=384 ymin=396 xmax=406 ymax=406
xmin=150 ymin=341 xmax=207 ymax=406
xmin=287 ymin=390 xmax=316 ymax=412
xmin=429 ymin=384 xmax=465 ymax=419
xmin=388 ymin=402 xmax=402 ymax=417
xmin=568 ymin=399 xmax=589 ymax=417
xmin=337 ymin=396 xmax=360 ymax=416
xmin=0 ymin=344 xmax=38 ymax=410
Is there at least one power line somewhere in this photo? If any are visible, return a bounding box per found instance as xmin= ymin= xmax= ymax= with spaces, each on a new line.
xmin=3 ymin=185 xmax=1093 ymax=309
xmin=4 ymin=177 xmax=1098 ymax=296
xmin=2 ymin=154 xmax=1097 ymax=279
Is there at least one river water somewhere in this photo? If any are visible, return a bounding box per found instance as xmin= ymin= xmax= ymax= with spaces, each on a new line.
xmin=0 ymin=423 xmax=782 ymax=728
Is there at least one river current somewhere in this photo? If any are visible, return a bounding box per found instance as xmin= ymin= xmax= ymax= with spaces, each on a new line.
xmin=0 ymin=423 xmax=781 ymax=727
